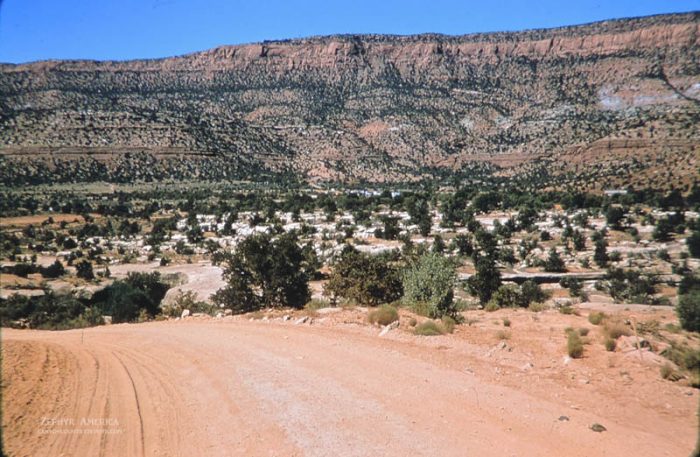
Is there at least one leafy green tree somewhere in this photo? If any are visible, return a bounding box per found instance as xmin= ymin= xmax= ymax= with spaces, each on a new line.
xmin=453 ymin=234 xmax=474 ymax=256
xmin=89 ymin=272 xmax=168 ymax=323
xmin=652 ymin=217 xmax=673 ymax=242
xmin=560 ymin=277 xmax=584 ymax=297
xmin=474 ymin=229 xmax=498 ymax=257
xmin=594 ymin=237 xmax=609 ymax=267
xmin=471 ymin=192 xmax=500 ymax=214
xmin=544 ymin=247 xmax=566 ymax=272
xmin=605 ymin=268 xmax=658 ymax=304
xmin=490 ymin=284 xmax=522 ymax=308
xmin=75 ymin=260 xmax=94 ymax=280
xmin=375 ymin=216 xmax=400 ymax=240
xmin=40 ymin=259 xmax=66 ymax=278
xmin=676 ymin=289 xmax=700 ymax=332
xmin=467 ymin=254 xmax=501 ymax=304
xmin=213 ymin=233 xmax=311 ymax=312
xmin=432 ymin=235 xmax=446 ymax=253
xmin=187 ymin=224 xmax=204 ymax=244
xmin=605 ymin=206 xmax=625 ymax=230
xmin=402 ymin=253 xmax=457 ymax=318
xmin=97 ymin=282 xmax=151 ymax=323
xmin=123 ymin=272 xmax=169 ymax=315
xmin=572 ymin=229 xmax=586 ymax=251
xmin=407 ymin=197 xmax=432 ymax=236
xmin=418 ymin=217 xmax=432 ymax=237
xmin=301 ymin=242 xmax=322 ymax=279
xmin=686 ymin=230 xmax=700 ymax=258
xmin=517 ymin=207 xmax=538 ymax=230
xmin=323 ymin=246 xmax=402 ymax=306
xmin=520 ymin=280 xmax=549 ymax=306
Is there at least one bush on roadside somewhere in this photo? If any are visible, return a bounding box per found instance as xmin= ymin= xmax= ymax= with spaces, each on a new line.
xmin=414 ymin=320 xmax=446 ymax=336
xmin=403 ymin=253 xmax=457 ymax=319
xmin=367 ymin=304 xmax=399 ymax=326
xmin=441 ymin=316 xmax=456 ymax=334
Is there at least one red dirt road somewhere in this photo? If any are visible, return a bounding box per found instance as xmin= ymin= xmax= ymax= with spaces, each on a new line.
xmin=2 ymin=320 xmax=697 ymax=456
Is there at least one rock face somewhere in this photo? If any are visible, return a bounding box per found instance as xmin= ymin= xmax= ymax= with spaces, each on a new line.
xmin=1 ymin=13 xmax=698 ymax=189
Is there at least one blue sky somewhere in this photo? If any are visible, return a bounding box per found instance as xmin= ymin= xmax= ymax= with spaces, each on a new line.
xmin=1 ymin=0 xmax=698 ymax=63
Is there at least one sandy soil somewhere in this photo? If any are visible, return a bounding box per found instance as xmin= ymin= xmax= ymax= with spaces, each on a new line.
xmin=2 ymin=307 xmax=698 ymax=457
xmin=0 ymin=214 xmax=95 ymax=227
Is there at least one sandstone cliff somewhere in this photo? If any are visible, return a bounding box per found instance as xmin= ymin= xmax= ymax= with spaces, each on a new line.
xmin=1 ymin=12 xmax=698 ymax=189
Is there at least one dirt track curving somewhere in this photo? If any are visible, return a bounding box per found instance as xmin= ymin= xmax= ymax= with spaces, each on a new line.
xmin=2 ymin=320 xmax=697 ymax=456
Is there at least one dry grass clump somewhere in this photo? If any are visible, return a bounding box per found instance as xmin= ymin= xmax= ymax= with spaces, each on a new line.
xmin=367 ymin=305 xmax=399 ymax=326
xmin=659 ymin=363 xmax=683 ymax=381
xmin=496 ymin=330 xmax=511 ymax=340
xmin=249 ymin=311 xmax=266 ymax=320
xmin=484 ymin=302 xmax=500 ymax=312
xmin=588 ymin=311 xmax=607 ymax=325
xmin=567 ymin=332 xmax=584 ymax=358
xmin=559 ymin=305 xmax=579 ymax=315
xmin=414 ymin=320 xmax=445 ymax=336
xmin=603 ymin=321 xmax=632 ymax=339
xmin=604 ymin=337 xmax=617 ymax=352
xmin=305 ymin=298 xmax=329 ymax=311
xmin=441 ymin=316 xmax=457 ymax=334
xmin=528 ymin=302 xmax=548 ymax=312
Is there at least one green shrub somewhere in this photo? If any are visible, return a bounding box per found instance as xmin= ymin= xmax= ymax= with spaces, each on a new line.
xmin=528 ymin=302 xmax=548 ymax=312
xmin=367 ymin=305 xmax=399 ymax=326
xmin=213 ymin=232 xmax=311 ymax=312
xmin=604 ymin=322 xmax=631 ymax=339
xmin=491 ymin=284 xmax=523 ymax=308
xmin=588 ymin=311 xmax=606 ymax=325
xmin=567 ymin=332 xmax=584 ymax=358
xmin=414 ymin=320 xmax=445 ymax=336
xmin=559 ymin=305 xmax=575 ymax=315
xmin=604 ymin=337 xmax=616 ymax=352
xmin=91 ymin=272 xmax=170 ymax=323
xmin=544 ymin=248 xmax=567 ymax=272
xmin=484 ymin=301 xmax=500 ymax=312
xmin=305 ymin=298 xmax=329 ymax=311
xmin=676 ymin=289 xmax=700 ymax=332
xmin=403 ymin=253 xmax=457 ymax=318
xmin=661 ymin=343 xmax=700 ymax=373
xmin=324 ymin=246 xmax=401 ymax=307
xmin=441 ymin=316 xmax=456 ymax=334
xmin=520 ymin=280 xmax=550 ymax=307
xmin=75 ymin=260 xmax=95 ymax=280
xmin=467 ymin=254 xmax=501 ymax=304
xmin=578 ymin=327 xmax=590 ymax=336
xmin=503 ymin=318 xmax=511 ymax=327
xmin=164 ymin=290 xmax=218 ymax=317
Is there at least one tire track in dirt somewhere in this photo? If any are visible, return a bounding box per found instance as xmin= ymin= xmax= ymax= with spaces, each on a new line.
xmin=112 ymin=353 xmax=146 ymax=457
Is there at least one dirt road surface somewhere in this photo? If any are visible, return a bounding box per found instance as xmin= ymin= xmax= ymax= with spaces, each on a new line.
xmin=2 ymin=320 xmax=697 ymax=456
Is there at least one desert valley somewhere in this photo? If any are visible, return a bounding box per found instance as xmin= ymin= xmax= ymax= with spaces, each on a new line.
xmin=1 ymin=8 xmax=699 ymax=457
